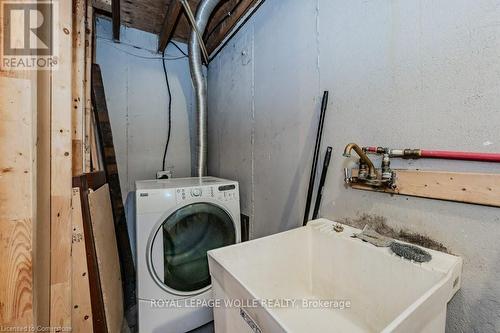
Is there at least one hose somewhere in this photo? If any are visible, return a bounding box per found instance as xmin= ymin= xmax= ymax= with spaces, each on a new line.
xmin=365 ymin=146 xmax=500 ymax=163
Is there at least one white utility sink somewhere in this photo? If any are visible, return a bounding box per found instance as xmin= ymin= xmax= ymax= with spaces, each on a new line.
xmin=208 ymin=219 xmax=462 ymax=333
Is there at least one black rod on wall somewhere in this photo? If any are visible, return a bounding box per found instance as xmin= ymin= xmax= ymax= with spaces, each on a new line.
xmin=303 ymin=91 xmax=329 ymax=226
xmin=112 ymin=0 xmax=120 ymax=41
xmin=312 ymin=146 xmax=333 ymax=220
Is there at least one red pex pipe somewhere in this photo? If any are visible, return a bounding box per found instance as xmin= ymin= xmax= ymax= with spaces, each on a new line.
xmin=363 ymin=146 xmax=500 ymax=162
xmin=420 ymin=150 xmax=500 ymax=162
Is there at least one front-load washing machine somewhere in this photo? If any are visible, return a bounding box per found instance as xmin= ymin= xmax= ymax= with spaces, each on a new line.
xmin=135 ymin=177 xmax=241 ymax=333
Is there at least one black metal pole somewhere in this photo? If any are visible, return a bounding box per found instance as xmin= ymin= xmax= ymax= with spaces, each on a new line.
xmin=312 ymin=147 xmax=333 ymax=220
xmin=303 ymin=91 xmax=329 ymax=226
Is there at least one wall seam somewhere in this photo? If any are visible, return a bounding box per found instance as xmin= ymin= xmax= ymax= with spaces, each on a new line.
xmin=315 ymin=0 xmax=321 ymax=94
xmin=250 ymin=26 xmax=256 ymax=240
xmin=126 ymin=49 xmax=130 ymax=193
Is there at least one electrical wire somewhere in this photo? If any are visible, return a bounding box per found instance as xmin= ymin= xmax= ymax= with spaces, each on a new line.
xmin=96 ymin=35 xmax=183 ymax=172
xmin=171 ymin=41 xmax=189 ymax=57
xmin=97 ymin=35 xmax=187 ymax=60
xmin=161 ymin=46 xmax=173 ymax=172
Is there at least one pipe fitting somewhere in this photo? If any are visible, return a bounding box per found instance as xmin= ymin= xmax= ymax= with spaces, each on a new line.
xmin=343 ymin=143 xmax=378 ymax=180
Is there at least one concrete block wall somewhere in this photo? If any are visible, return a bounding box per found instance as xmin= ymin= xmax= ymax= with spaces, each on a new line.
xmin=207 ymin=1 xmax=500 ymax=331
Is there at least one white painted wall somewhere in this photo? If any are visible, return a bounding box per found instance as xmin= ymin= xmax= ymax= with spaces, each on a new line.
xmin=95 ymin=17 xmax=194 ymax=259
xmin=207 ymin=1 xmax=500 ymax=331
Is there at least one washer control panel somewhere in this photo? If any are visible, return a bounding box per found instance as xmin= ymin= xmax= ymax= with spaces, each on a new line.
xmin=175 ymin=183 xmax=238 ymax=204
xmin=190 ymin=188 xmax=202 ymax=197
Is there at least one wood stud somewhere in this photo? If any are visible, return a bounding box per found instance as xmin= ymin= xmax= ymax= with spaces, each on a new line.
xmin=73 ymin=0 xmax=87 ymax=176
xmin=71 ymin=188 xmax=94 ymax=332
xmin=112 ymin=0 xmax=120 ymax=40
xmin=50 ymin=0 xmax=74 ymax=329
xmin=92 ymin=64 xmax=137 ymax=314
xmin=157 ymin=0 xmax=183 ymax=53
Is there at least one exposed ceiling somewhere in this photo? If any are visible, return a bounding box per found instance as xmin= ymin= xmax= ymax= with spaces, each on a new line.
xmin=93 ymin=0 xmax=261 ymax=55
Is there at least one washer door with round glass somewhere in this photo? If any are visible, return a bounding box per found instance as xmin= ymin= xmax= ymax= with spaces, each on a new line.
xmin=149 ymin=202 xmax=236 ymax=295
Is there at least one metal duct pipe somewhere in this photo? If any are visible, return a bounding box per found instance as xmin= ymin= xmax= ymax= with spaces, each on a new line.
xmin=189 ymin=0 xmax=222 ymax=177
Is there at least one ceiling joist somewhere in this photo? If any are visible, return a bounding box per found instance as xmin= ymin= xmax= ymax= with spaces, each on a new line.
xmin=204 ymin=0 xmax=260 ymax=54
xmin=94 ymin=0 xmax=264 ymax=59
xmin=158 ymin=1 xmax=183 ymax=53
xmin=112 ymin=0 xmax=120 ymax=40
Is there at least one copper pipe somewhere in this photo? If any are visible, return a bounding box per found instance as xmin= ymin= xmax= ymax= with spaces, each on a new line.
xmin=343 ymin=143 xmax=378 ymax=179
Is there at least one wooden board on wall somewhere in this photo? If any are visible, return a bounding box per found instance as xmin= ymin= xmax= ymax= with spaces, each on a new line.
xmin=88 ymin=184 xmax=123 ymax=333
xmin=0 ymin=76 xmax=34 ymax=328
xmin=71 ymin=188 xmax=94 ymax=332
xmin=73 ymin=174 xmax=107 ymax=333
xmin=50 ymin=0 xmax=74 ymax=329
xmin=350 ymin=169 xmax=500 ymax=207
xmin=0 ymin=0 xmax=38 ymax=326
xmin=73 ymin=0 xmax=87 ymax=176
xmin=1 ymin=0 xmax=84 ymax=329
xmin=92 ymin=64 xmax=136 ymax=312
xmin=90 ymin=111 xmax=103 ymax=171
xmin=36 ymin=61 xmax=52 ymax=329
xmin=84 ymin=0 xmax=95 ymax=172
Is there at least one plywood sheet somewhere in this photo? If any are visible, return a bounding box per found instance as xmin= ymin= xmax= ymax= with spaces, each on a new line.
xmin=71 ymin=188 xmax=94 ymax=332
xmin=88 ymin=184 xmax=123 ymax=333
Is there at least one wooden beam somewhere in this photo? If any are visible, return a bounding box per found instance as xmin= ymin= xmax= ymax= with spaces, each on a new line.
xmin=171 ymin=0 xmax=199 ymax=41
xmin=73 ymin=0 xmax=87 ymax=176
xmin=71 ymin=188 xmax=94 ymax=333
xmin=36 ymin=5 xmax=54 ymax=325
xmin=350 ymin=169 xmax=500 ymax=207
xmin=88 ymin=184 xmax=124 ymax=333
xmin=84 ymin=1 xmax=95 ymax=173
xmin=0 ymin=1 xmax=39 ymax=327
xmin=90 ymin=111 xmax=103 ymax=171
xmin=92 ymin=0 xmax=111 ymax=13
xmin=91 ymin=64 xmax=136 ymax=314
xmin=50 ymin=0 xmax=74 ymax=329
xmin=36 ymin=54 xmax=52 ymax=330
xmin=158 ymin=0 xmax=183 ymax=53
xmin=112 ymin=0 xmax=120 ymax=40
xmin=205 ymin=0 xmax=260 ymax=54
xmin=94 ymin=0 xmax=176 ymax=36
xmin=73 ymin=174 xmax=107 ymax=333
xmin=0 ymin=76 xmax=35 ymax=329
xmin=93 ymin=0 xmax=263 ymax=52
